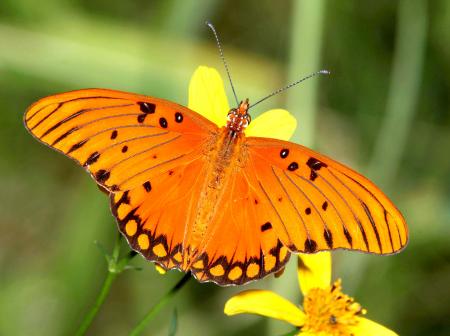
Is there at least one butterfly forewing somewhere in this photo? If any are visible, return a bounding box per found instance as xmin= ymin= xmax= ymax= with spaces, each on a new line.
xmin=245 ymin=137 xmax=408 ymax=255
xmin=24 ymin=89 xmax=216 ymax=192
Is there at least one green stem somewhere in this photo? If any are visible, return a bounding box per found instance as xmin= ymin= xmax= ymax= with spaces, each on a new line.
xmin=346 ymin=0 xmax=428 ymax=293
xmin=129 ymin=273 xmax=192 ymax=336
xmin=368 ymin=0 xmax=428 ymax=188
xmin=75 ymin=270 xmax=118 ymax=336
xmin=287 ymin=0 xmax=327 ymax=147
xmin=75 ymin=233 xmax=136 ymax=336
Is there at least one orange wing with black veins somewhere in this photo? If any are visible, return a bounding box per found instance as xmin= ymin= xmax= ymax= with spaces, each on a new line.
xmin=243 ymin=136 xmax=408 ymax=255
xmin=24 ymin=88 xmax=216 ymax=192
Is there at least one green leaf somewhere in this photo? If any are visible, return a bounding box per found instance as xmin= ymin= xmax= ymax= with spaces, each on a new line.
xmin=168 ymin=309 xmax=178 ymax=336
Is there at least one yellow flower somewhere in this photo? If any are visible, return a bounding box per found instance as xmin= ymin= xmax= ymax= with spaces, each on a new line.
xmin=155 ymin=65 xmax=296 ymax=276
xmin=224 ymin=252 xmax=398 ymax=336
xmin=188 ymin=65 xmax=297 ymax=139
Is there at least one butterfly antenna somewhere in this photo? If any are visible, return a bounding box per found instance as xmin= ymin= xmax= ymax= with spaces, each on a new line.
xmin=206 ymin=21 xmax=239 ymax=106
xmin=249 ymin=70 xmax=330 ymax=109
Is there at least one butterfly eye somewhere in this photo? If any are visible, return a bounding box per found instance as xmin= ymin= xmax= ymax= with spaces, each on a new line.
xmin=245 ymin=114 xmax=251 ymax=124
xmin=227 ymin=109 xmax=237 ymax=123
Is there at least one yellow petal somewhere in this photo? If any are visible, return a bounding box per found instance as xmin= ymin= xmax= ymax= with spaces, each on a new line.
xmin=154 ymin=264 xmax=166 ymax=275
xmin=246 ymin=109 xmax=297 ymax=140
xmin=297 ymin=252 xmax=331 ymax=295
xmin=188 ymin=66 xmax=229 ymax=127
xmin=224 ymin=290 xmax=305 ymax=327
xmin=350 ymin=317 xmax=399 ymax=336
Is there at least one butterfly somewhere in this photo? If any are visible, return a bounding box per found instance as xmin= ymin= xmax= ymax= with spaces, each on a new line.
xmin=24 ymin=64 xmax=408 ymax=287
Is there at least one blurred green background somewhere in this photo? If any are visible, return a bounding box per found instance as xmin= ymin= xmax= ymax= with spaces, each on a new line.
xmin=1 ymin=0 xmax=449 ymax=335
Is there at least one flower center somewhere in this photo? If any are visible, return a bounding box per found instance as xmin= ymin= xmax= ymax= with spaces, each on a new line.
xmin=301 ymin=279 xmax=366 ymax=336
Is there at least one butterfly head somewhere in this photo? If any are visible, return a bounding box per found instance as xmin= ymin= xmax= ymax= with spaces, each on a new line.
xmin=227 ymin=98 xmax=251 ymax=133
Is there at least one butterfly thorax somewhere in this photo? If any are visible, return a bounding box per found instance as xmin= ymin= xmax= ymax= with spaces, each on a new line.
xmin=226 ymin=99 xmax=251 ymax=135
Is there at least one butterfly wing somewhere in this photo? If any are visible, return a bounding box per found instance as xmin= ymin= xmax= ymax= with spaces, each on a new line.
xmin=110 ymin=157 xmax=209 ymax=273
xmin=110 ymin=155 xmax=290 ymax=286
xmin=186 ymin=168 xmax=291 ymax=285
xmin=24 ymin=89 xmax=217 ymax=192
xmin=243 ymin=137 xmax=408 ymax=255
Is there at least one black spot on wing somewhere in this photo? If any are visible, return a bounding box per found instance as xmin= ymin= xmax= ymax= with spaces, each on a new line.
xmin=143 ymin=181 xmax=152 ymax=192
xmin=280 ymin=148 xmax=289 ymax=159
xmin=324 ymin=229 xmax=333 ymax=248
xmin=307 ymin=157 xmax=327 ymax=181
xmin=84 ymin=152 xmax=100 ymax=167
xmin=304 ymin=238 xmax=317 ymax=252
xmin=288 ymin=162 xmax=299 ymax=171
xmin=306 ymin=157 xmax=327 ymax=170
xmin=159 ymin=117 xmax=168 ymax=128
xmin=138 ymin=102 xmax=156 ymax=114
xmin=137 ymin=114 xmax=147 ymax=123
xmin=95 ymin=169 xmax=110 ymax=183
xmin=175 ymin=112 xmax=183 ymax=123
xmin=261 ymin=222 xmax=272 ymax=232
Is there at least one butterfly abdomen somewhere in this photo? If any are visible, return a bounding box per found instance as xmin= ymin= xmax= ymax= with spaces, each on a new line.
xmin=184 ymin=128 xmax=247 ymax=264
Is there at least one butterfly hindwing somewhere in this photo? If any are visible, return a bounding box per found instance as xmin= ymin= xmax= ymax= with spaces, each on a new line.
xmin=24 ymin=89 xmax=217 ymax=192
xmin=190 ymin=169 xmax=291 ymax=285
xmin=244 ymin=137 xmax=408 ymax=255
xmin=110 ymin=134 xmax=290 ymax=286
xmin=111 ymin=157 xmax=209 ymax=271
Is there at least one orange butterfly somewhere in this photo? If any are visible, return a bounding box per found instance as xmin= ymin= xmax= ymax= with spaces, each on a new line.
xmin=24 ymin=64 xmax=407 ymax=286
xmin=25 ymin=19 xmax=408 ymax=285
